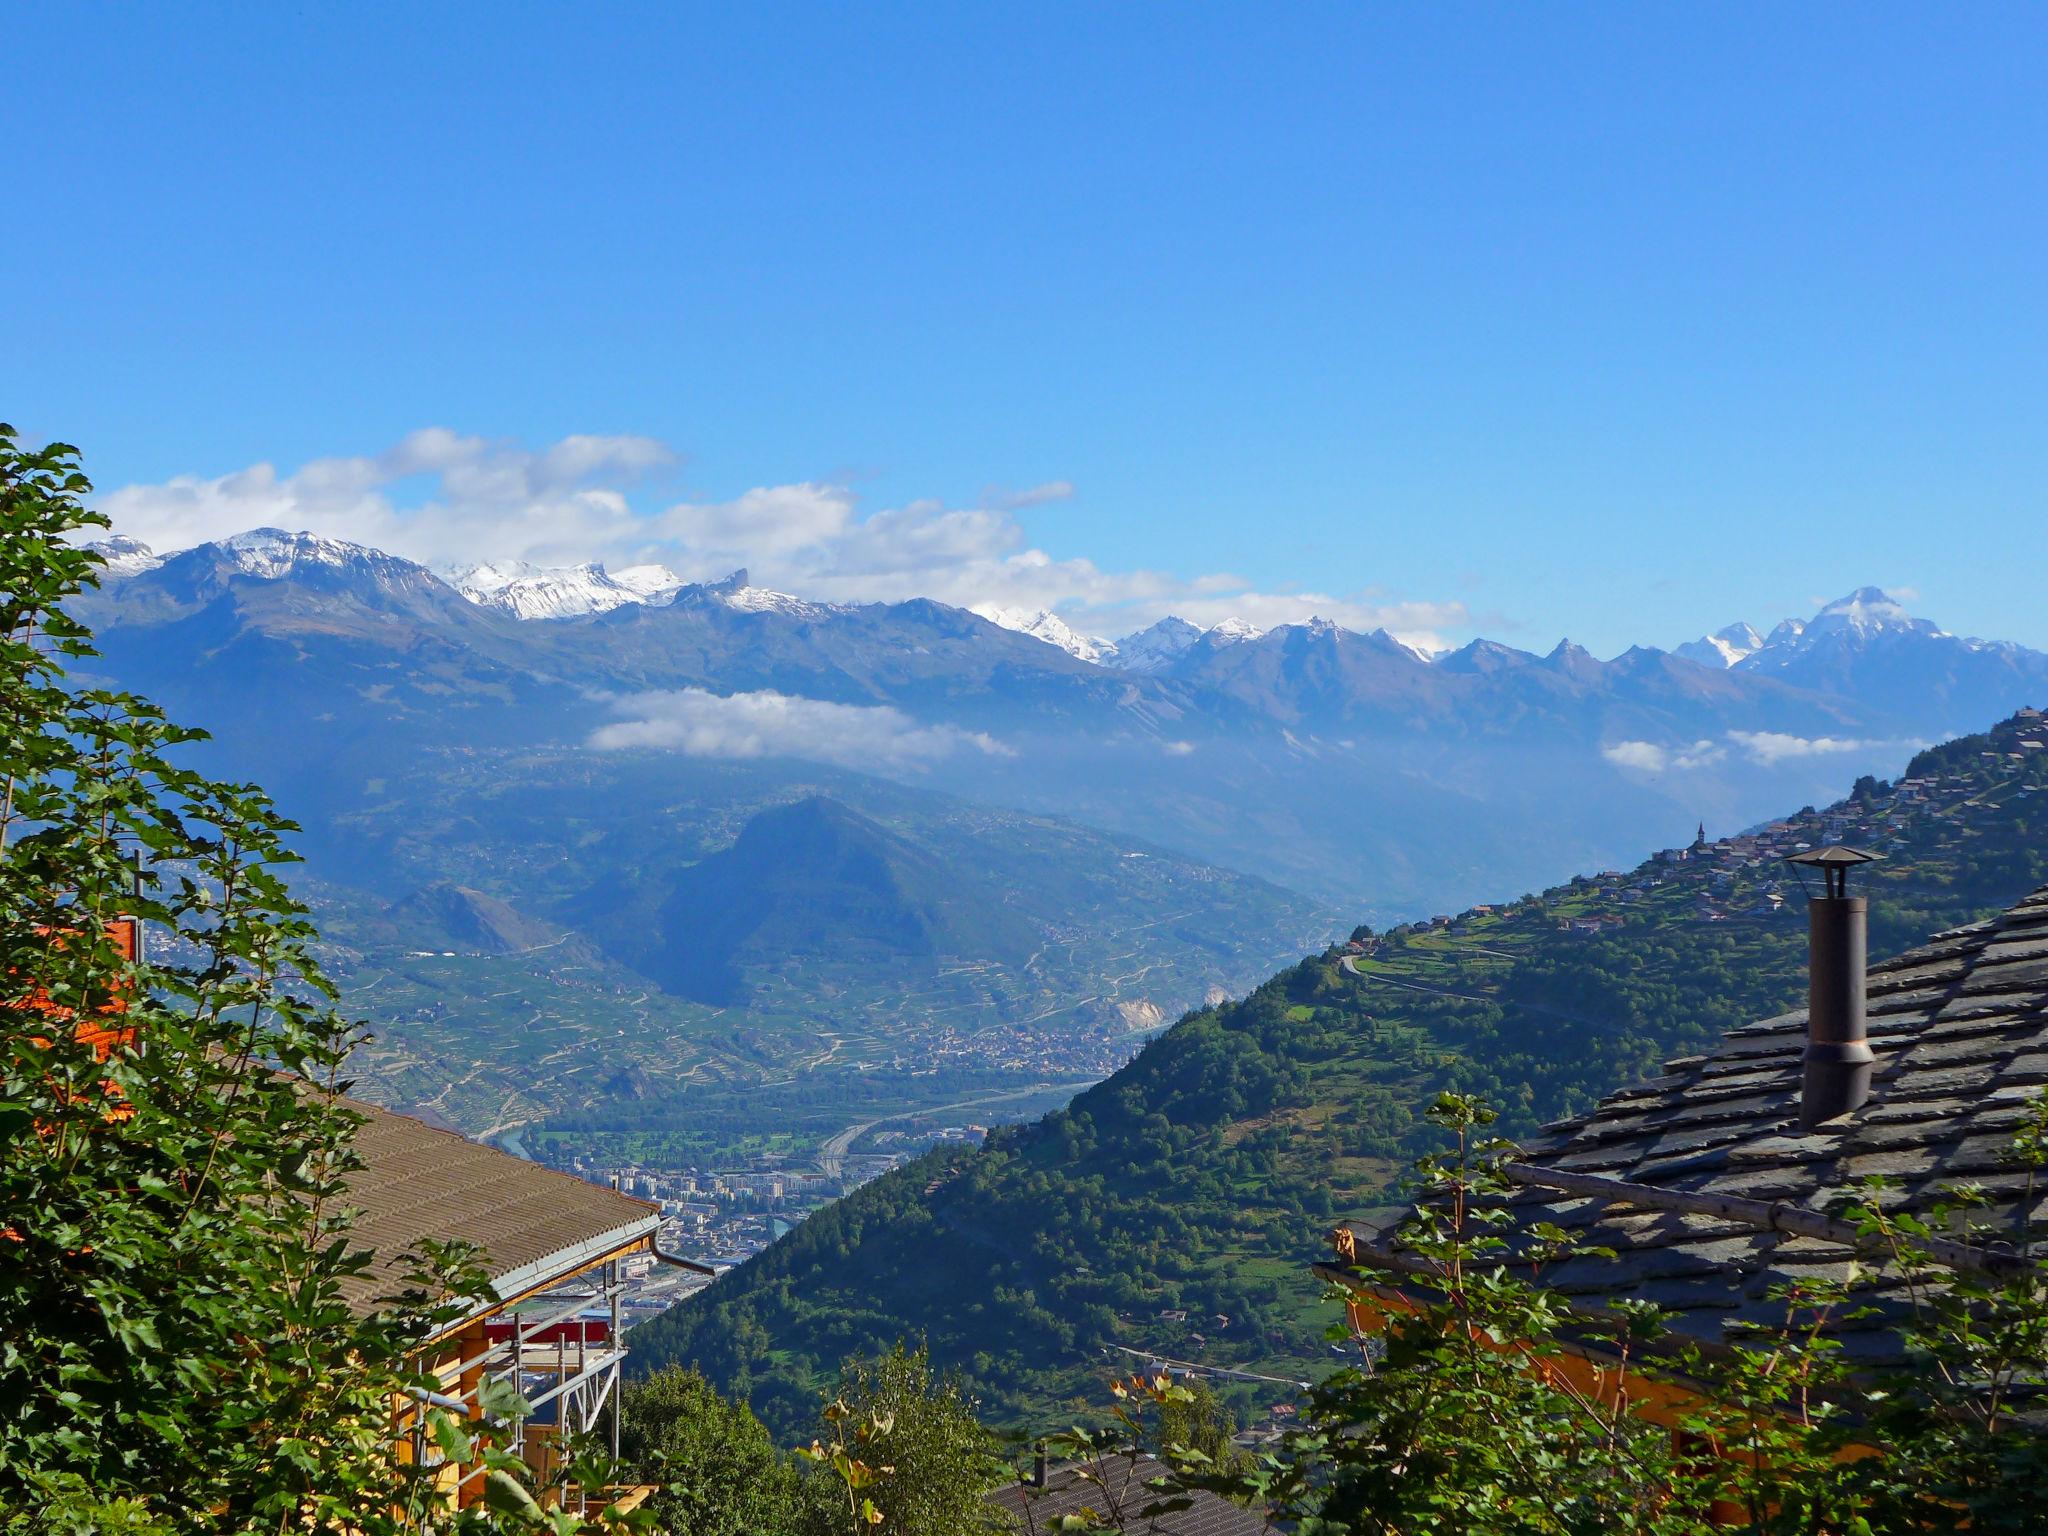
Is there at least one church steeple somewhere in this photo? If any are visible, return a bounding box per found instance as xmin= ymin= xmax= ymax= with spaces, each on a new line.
xmin=1693 ymin=821 xmax=1708 ymax=849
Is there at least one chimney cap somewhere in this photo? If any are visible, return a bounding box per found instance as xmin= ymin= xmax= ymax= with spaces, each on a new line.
xmin=1784 ymin=845 xmax=1883 ymax=869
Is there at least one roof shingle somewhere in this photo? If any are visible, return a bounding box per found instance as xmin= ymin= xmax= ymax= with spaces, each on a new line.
xmin=1339 ymin=884 xmax=2048 ymax=1366
xmin=338 ymin=1097 xmax=657 ymax=1316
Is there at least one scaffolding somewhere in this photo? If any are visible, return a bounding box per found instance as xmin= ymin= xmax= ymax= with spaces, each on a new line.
xmin=406 ymin=1253 xmax=635 ymax=1515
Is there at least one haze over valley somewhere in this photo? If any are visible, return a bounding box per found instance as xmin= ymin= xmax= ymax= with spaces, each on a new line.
xmin=67 ymin=522 xmax=2048 ymax=1284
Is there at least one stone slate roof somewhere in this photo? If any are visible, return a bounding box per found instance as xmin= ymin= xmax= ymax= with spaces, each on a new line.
xmin=338 ymin=1096 xmax=658 ymax=1318
xmin=1337 ymin=883 xmax=2048 ymax=1366
xmin=988 ymin=1453 xmax=1271 ymax=1535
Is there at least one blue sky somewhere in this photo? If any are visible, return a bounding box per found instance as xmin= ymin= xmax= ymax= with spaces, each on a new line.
xmin=8 ymin=4 xmax=2046 ymax=652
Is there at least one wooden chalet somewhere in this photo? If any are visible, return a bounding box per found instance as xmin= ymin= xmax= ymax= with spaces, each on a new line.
xmin=342 ymin=1096 xmax=681 ymax=1511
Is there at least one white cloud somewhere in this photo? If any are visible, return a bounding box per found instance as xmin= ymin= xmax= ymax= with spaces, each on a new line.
xmin=982 ymin=480 xmax=1076 ymax=510
xmin=1161 ymin=740 xmax=1197 ymax=757
xmin=1727 ymin=730 xmax=1875 ymax=766
xmin=1608 ymin=729 xmax=1918 ymax=774
xmin=587 ymin=688 xmax=1008 ymax=770
xmin=655 ymin=483 xmax=855 ymax=558
xmin=97 ymin=429 xmax=1470 ymax=648
xmin=99 ymin=429 xmax=675 ymax=570
xmin=1603 ymin=738 xmax=1726 ymax=773
xmin=1604 ymin=740 xmax=1670 ymax=772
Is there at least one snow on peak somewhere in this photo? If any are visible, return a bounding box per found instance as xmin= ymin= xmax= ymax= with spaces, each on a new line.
xmin=1682 ymin=587 xmax=1955 ymax=675
xmin=973 ymin=605 xmax=1118 ymax=663
xmin=1674 ymin=621 xmax=1766 ymax=669
xmin=716 ymin=582 xmax=840 ymax=619
xmin=1809 ymin=586 xmax=1934 ymax=636
xmin=1205 ymin=617 xmax=1265 ymax=644
xmin=444 ymin=558 xmax=844 ymax=622
xmin=83 ymin=535 xmax=164 ymax=580
xmin=698 ymin=567 xmax=840 ymax=618
xmin=1763 ymin=617 xmax=1807 ymax=648
xmin=612 ymin=564 xmax=686 ymax=600
xmin=971 ymin=607 xmax=1275 ymax=669
xmin=445 ymin=558 xmax=688 ymax=620
xmin=1110 ymin=616 xmax=1205 ymax=673
xmin=217 ymin=528 xmax=394 ymax=578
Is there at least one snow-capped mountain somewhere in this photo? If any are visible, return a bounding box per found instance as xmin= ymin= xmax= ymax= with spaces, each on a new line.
xmin=447 ymin=558 xmax=687 ymax=619
xmin=1679 ymin=589 xmax=1952 ymax=672
xmin=89 ymin=528 xmax=416 ymax=585
xmin=70 ymin=529 xmax=2048 ymax=915
xmin=1680 ymin=589 xmax=1956 ymax=672
xmin=1674 ymin=622 xmax=1765 ymax=669
xmin=1107 ymin=616 xmax=1206 ymax=673
xmin=445 ymin=558 xmax=844 ymax=623
xmin=687 ymin=569 xmax=847 ymax=621
xmin=1672 ymin=588 xmax=2048 ymax=730
xmin=1204 ymin=617 xmax=1267 ymax=645
xmin=973 ymin=606 xmax=1118 ymax=664
xmin=1796 ymin=586 xmax=1940 ymax=643
xmin=975 ymin=607 xmax=1274 ymax=669
xmin=83 ymin=535 xmax=166 ymax=579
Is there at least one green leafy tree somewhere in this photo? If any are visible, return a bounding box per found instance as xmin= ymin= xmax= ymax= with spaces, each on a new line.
xmin=0 ymin=427 xmax=635 ymax=1532
xmin=1152 ymin=1377 xmax=1244 ymax=1479
xmin=619 ymin=1368 xmax=800 ymax=1535
xmin=797 ymin=1344 xmax=1006 ymax=1536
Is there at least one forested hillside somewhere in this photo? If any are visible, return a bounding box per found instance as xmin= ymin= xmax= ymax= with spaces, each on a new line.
xmin=630 ymin=709 xmax=2048 ymax=1436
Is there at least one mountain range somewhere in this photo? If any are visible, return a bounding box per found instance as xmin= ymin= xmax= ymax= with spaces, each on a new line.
xmin=78 ymin=529 xmax=2048 ymax=916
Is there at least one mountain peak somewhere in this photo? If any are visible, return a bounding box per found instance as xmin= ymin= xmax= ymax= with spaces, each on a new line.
xmin=1810 ymin=586 xmax=1930 ymax=635
xmin=217 ymin=527 xmax=394 ymax=578
xmin=1434 ymin=638 xmax=1536 ymax=675
xmin=446 ymin=555 xmax=683 ymax=619
xmin=83 ymin=535 xmax=165 ymax=580
xmin=1206 ymin=617 xmax=1265 ymax=644
xmin=711 ymin=573 xmax=844 ymax=620
xmin=973 ymin=605 xmax=1115 ymax=664
xmin=1106 ymin=615 xmax=1204 ymax=673
xmin=602 ymin=795 xmax=1039 ymax=1005
xmin=1674 ymin=621 xmax=1765 ymax=670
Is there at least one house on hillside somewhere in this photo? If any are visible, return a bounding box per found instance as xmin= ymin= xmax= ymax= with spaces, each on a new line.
xmin=1322 ymin=862 xmax=2048 ymax=1513
xmin=343 ymin=1098 xmax=703 ymax=1511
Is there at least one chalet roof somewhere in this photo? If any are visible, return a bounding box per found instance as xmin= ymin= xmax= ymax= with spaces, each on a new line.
xmin=987 ymin=1453 xmax=1270 ymax=1535
xmin=1335 ymin=882 xmax=2048 ymax=1367
xmin=338 ymin=1096 xmax=658 ymax=1318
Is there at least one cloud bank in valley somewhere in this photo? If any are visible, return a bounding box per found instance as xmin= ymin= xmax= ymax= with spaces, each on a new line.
xmin=94 ymin=428 xmax=1470 ymax=648
xmin=587 ymin=687 xmax=1008 ymax=770
xmin=1725 ymin=730 xmax=1891 ymax=766
xmin=1602 ymin=739 xmax=1725 ymax=773
xmin=1604 ymin=731 xmax=1917 ymax=773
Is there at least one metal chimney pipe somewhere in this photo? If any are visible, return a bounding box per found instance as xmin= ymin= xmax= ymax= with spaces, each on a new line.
xmin=1786 ymin=845 xmax=1880 ymax=1128
xmin=1801 ymin=892 xmax=1872 ymax=1127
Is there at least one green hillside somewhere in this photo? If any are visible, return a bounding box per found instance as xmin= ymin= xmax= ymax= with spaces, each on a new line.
xmin=628 ymin=707 xmax=2048 ymax=1436
xmin=574 ymin=796 xmax=1041 ymax=1005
